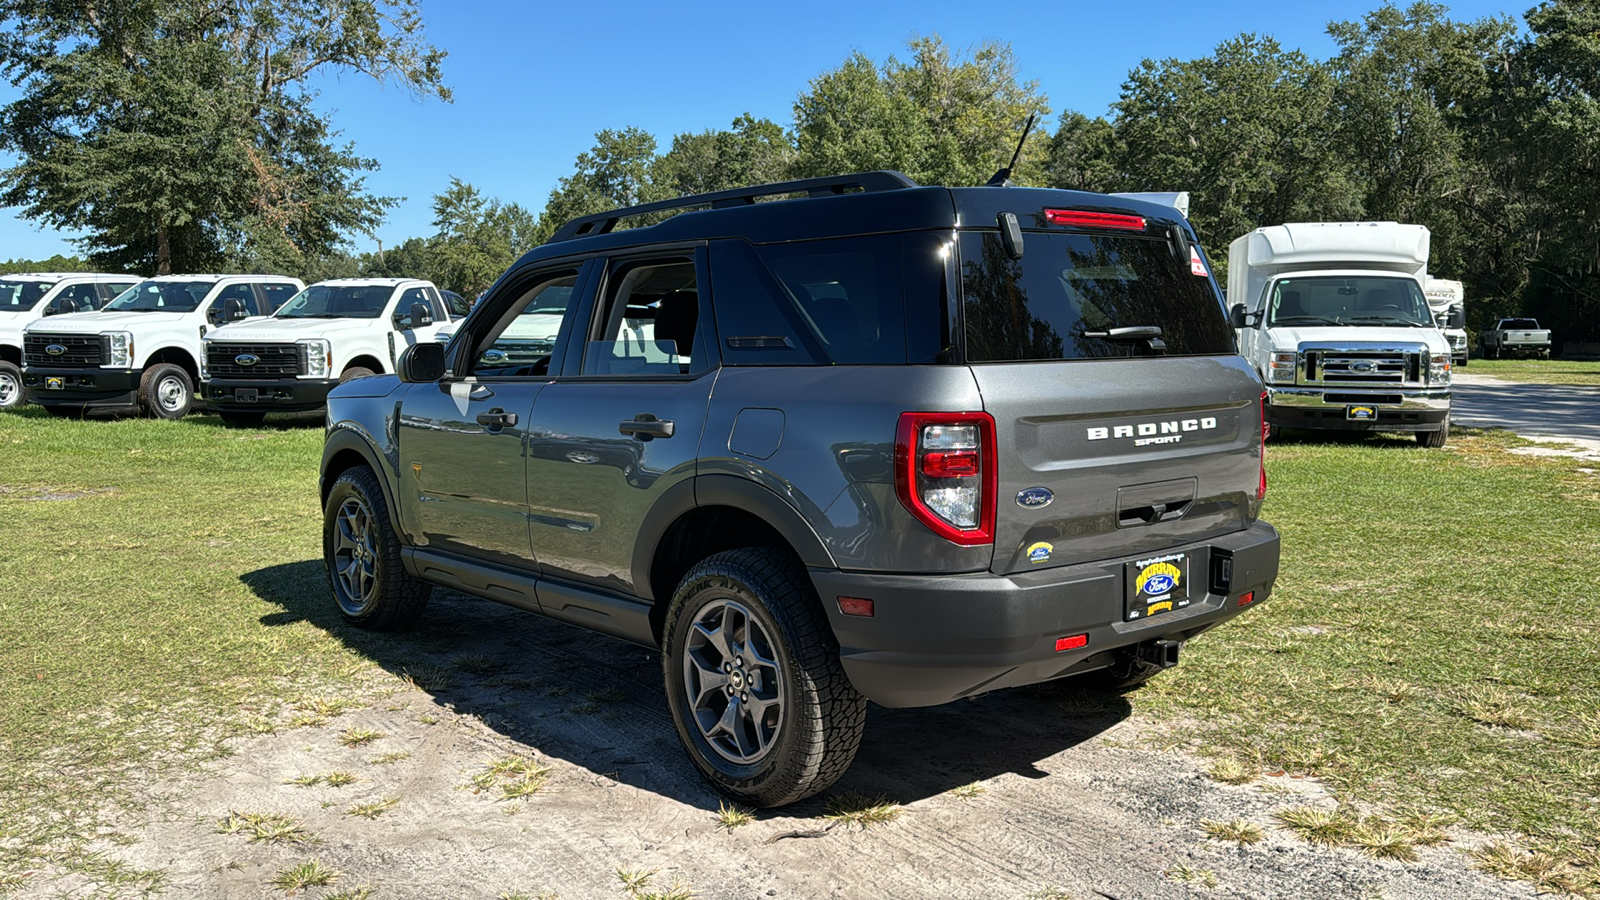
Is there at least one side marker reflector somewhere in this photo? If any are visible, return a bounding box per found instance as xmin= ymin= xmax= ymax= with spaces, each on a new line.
xmin=1238 ymin=591 xmax=1256 ymax=607
xmin=837 ymin=596 xmax=875 ymax=617
xmin=1055 ymin=634 xmax=1088 ymax=652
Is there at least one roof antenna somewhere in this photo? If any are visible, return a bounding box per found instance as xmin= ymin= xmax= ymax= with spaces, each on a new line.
xmin=986 ymin=113 xmax=1038 ymax=187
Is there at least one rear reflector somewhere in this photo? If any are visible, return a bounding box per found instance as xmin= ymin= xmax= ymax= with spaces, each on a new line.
xmin=1238 ymin=591 xmax=1256 ymax=607
xmin=1044 ymin=209 xmax=1146 ymax=231
xmin=1055 ymin=634 xmax=1088 ymax=652
xmin=838 ymin=596 xmax=875 ymax=617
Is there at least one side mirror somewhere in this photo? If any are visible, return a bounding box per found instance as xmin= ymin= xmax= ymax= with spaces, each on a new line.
xmin=1229 ymin=303 xmax=1262 ymax=329
xmin=1448 ymin=305 xmax=1466 ymax=329
xmin=224 ymin=297 xmax=249 ymax=322
xmin=397 ymin=342 xmax=445 ymax=383
xmin=397 ymin=301 xmax=433 ymax=330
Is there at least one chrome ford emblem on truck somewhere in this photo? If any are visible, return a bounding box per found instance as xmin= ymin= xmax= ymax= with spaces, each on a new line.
xmin=235 ymin=353 xmax=259 ymax=367
xmin=1351 ymin=361 xmax=1377 ymax=374
xmin=45 ymin=344 xmax=66 ymax=356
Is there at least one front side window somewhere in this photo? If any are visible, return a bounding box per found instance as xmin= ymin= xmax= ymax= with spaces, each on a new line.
xmin=960 ymin=231 xmax=1232 ymax=361
xmin=104 ymin=280 xmax=213 ymax=312
xmin=275 ymin=285 xmax=392 ymax=319
xmin=0 ymin=280 xmax=56 ymax=312
xmin=210 ymin=283 xmax=261 ymax=320
xmin=1267 ymin=276 xmax=1433 ymax=328
xmin=583 ymin=259 xmax=702 ymax=377
xmin=469 ymin=273 xmax=579 ymax=377
xmin=52 ymin=282 xmax=103 ymax=313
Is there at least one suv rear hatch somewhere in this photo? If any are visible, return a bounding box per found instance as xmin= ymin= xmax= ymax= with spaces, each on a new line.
xmin=954 ymin=218 xmax=1264 ymax=575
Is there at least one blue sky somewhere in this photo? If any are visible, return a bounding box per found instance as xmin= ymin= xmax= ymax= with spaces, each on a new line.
xmin=0 ymin=0 xmax=1526 ymax=264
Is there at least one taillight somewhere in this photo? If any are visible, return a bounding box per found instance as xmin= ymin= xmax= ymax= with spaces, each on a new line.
xmin=895 ymin=412 xmax=997 ymax=546
xmin=1044 ymin=209 xmax=1146 ymax=231
xmin=1257 ymin=391 xmax=1268 ymax=500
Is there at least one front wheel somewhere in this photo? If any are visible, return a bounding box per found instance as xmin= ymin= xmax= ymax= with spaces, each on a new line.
xmin=339 ymin=366 xmax=376 ymax=384
xmin=323 ymin=466 xmax=431 ymax=630
xmin=662 ymin=548 xmax=866 ymax=808
xmin=0 ymin=361 xmax=23 ymax=410
xmin=1417 ymin=415 xmax=1449 ymax=449
xmin=138 ymin=363 xmax=193 ymax=419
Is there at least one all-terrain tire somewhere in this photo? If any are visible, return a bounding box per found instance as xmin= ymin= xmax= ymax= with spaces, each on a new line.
xmin=1417 ymin=415 xmax=1449 ymax=449
xmin=218 ymin=411 xmax=267 ymax=428
xmin=340 ymin=366 xmax=377 ymax=384
xmin=662 ymin=547 xmax=867 ymax=808
xmin=0 ymin=360 xmax=23 ymax=410
xmin=138 ymin=363 xmax=193 ymax=419
xmin=323 ymin=465 xmax=431 ymax=630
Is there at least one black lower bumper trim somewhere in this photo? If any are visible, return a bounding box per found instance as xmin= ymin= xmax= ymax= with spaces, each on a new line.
xmin=1268 ymin=406 xmax=1449 ymax=433
xmin=23 ymin=367 xmax=141 ymax=409
xmin=205 ymin=378 xmax=336 ymax=412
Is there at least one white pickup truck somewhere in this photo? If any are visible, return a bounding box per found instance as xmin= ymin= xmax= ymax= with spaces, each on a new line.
xmin=22 ymin=274 xmax=305 ymax=418
xmin=200 ymin=278 xmax=455 ymax=425
xmin=1228 ymin=222 xmax=1453 ymax=448
xmin=1480 ymin=318 xmax=1552 ymax=360
xmin=0 ymin=272 xmax=138 ymax=410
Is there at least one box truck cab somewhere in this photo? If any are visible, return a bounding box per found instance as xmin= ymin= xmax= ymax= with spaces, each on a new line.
xmin=1227 ymin=222 xmax=1452 ymax=448
xmin=1424 ymin=278 xmax=1469 ymax=367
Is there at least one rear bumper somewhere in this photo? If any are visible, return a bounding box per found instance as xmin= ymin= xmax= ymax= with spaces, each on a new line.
xmin=205 ymin=377 xmax=335 ymax=413
xmin=1267 ymin=387 xmax=1450 ymax=433
xmin=23 ymin=367 xmax=140 ymax=409
xmin=810 ymin=520 xmax=1280 ymax=708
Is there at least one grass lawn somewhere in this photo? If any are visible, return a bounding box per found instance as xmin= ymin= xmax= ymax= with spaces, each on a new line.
xmin=0 ymin=408 xmax=1596 ymax=895
xmin=1465 ymin=357 xmax=1600 ymax=386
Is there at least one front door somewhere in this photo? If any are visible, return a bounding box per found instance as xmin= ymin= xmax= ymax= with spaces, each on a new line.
xmin=525 ymin=249 xmax=718 ymax=595
xmin=396 ymin=264 xmax=590 ymax=569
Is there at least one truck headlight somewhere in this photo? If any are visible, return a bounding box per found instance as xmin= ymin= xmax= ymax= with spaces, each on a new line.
xmin=102 ymin=331 xmax=133 ymax=368
xmin=298 ymin=338 xmax=332 ymax=378
xmin=1429 ymin=353 xmax=1451 ymax=385
xmin=1267 ymin=351 xmax=1297 ymax=384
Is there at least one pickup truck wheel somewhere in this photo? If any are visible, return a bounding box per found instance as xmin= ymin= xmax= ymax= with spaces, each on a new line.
xmin=0 ymin=361 xmax=22 ymax=409
xmin=662 ymin=547 xmax=866 ymax=808
xmin=218 ymin=412 xmax=266 ymax=428
xmin=138 ymin=363 xmax=192 ymax=419
xmin=340 ymin=366 xmax=376 ymax=383
xmin=1417 ymin=416 xmax=1449 ymax=449
xmin=323 ymin=466 xmax=431 ymax=630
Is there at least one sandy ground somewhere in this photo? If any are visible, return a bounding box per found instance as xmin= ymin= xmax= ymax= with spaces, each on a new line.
xmin=21 ymin=587 xmax=1537 ymax=900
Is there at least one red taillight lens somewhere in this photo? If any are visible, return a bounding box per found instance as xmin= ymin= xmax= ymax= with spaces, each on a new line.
xmin=1257 ymin=391 xmax=1268 ymax=500
xmin=895 ymin=412 xmax=997 ymax=546
xmin=1044 ymin=209 xmax=1147 ymax=231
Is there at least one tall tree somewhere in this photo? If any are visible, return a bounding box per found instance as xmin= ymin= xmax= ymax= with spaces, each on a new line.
xmin=654 ymin=114 xmax=794 ymax=196
xmin=0 ymin=0 xmax=448 ymax=275
xmin=530 ymin=127 xmax=667 ymax=244
xmin=1041 ymin=111 xmax=1120 ymax=193
xmin=792 ymin=37 xmax=1051 ymax=186
xmin=428 ymin=178 xmax=537 ymax=297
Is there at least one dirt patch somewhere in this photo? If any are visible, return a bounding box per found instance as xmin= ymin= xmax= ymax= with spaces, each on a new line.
xmin=14 ymin=591 xmax=1539 ymax=900
xmin=0 ymin=485 xmax=119 ymax=501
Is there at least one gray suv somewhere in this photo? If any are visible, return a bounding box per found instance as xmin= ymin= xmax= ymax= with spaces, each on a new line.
xmin=319 ymin=171 xmax=1281 ymax=807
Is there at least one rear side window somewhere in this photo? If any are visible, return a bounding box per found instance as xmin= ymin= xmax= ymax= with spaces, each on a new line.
xmin=959 ymin=231 xmax=1232 ymax=362
xmin=259 ymin=282 xmax=298 ymax=313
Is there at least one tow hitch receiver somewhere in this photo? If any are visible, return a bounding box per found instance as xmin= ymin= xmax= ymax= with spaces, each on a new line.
xmin=1138 ymin=639 xmax=1182 ymax=669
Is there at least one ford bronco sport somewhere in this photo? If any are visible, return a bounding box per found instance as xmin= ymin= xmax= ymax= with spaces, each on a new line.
xmin=319 ymin=171 xmax=1281 ymax=807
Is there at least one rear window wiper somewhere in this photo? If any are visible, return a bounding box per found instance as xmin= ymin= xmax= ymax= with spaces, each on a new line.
xmin=1082 ymin=325 xmax=1166 ymax=353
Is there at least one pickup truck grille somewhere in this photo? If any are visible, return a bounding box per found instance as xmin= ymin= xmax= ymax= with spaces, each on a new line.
xmin=24 ymin=334 xmax=102 ymax=367
xmin=1304 ymin=350 xmax=1421 ymax=385
xmin=206 ymin=342 xmax=303 ymax=378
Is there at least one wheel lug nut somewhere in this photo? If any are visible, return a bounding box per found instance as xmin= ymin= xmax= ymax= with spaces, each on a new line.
xmin=723 ymin=662 xmax=732 ymax=673
xmin=741 ymin=693 xmax=749 ymax=702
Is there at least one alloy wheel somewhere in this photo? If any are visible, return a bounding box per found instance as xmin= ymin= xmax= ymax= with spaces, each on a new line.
xmin=682 ymin=598 xmax=785 ymax=764
xmin=332 ymin=496 xmax=379 ymax=614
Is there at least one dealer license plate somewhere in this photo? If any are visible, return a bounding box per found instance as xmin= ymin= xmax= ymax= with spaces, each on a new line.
xmin=234 ymin=388 xmax=258 ymax=403
xmin=45 ymin=377 xmax=63 ymax=390
xmin=1125 ymin=552 xmax=1191 ymax=622
xmin=1347 ymin=405 xmax=1377 ymax=421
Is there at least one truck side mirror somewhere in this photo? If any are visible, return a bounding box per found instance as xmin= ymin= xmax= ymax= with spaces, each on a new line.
xmin=1448 ymin=305 xmax=1465 ymax=329
xmin=397 ymin=301 xmax=433 ymax=330
xmin=1229 ymin=303 xmax=1261 ymax=329
xmin=397 ymin=342 xmax=445 ymax=383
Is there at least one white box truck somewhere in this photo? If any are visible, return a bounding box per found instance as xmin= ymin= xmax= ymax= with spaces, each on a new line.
xmin=1423 ymin=278 xmax=1469 ymax=367
xmin=1227 ymin=222 xmax=1453 ymax=448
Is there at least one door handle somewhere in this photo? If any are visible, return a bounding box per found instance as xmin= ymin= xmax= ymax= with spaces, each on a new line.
xmin=476 ymin=408 xmax=518 ymax=428
xmin=619 ymin=414 xmax=674 ymax=439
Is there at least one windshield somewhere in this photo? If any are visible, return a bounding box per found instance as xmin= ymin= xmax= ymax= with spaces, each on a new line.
xmin=1267 ymin=276 xmax=1432 ymax=327
xmin=0 ymin=280 xmax=54 ymax=312
xmin=275 ymin=284 xmax=395 ymax=319
xmin=105 ymin=280 xmax=213 ymax=313
xmin=960 ymin=231 xmax=1233 ymax=361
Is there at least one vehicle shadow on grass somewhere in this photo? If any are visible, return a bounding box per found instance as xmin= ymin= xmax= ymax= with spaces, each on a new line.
xmin=242 ymin=559 xmax=1133 ymax=815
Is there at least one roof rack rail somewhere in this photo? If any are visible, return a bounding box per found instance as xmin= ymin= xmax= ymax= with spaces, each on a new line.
xmin=546 ymin=170 xmax=919 ymax=244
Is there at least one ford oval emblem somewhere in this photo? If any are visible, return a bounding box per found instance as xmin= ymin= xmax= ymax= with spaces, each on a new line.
xmin=235 ymin=353 xmax=259 ymax=367
xmin=1016 ymin=487 xmax=1054 ymax=509
xmin=1351 ymin=361 xmax=1376 ymax=374
xmin=45 ymin=343 xmax=66 ymax=356
xmin=1144 ymin=573 xmax=1176 ymax=595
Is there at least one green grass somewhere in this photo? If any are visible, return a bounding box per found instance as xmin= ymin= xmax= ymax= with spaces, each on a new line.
xmin=1134 ymin=427 xmax=1600 ymax=894
xmin=1464 ymin=357 xmax=1600 ymax=385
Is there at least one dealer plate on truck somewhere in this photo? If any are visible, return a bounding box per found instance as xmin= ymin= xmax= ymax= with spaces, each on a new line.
xmin=45 ymin=377 xmax=63 ymax=390
xmin=234 ymin=388 xmax=258 ymax=403
xmin=1347 ymin=405 xmax=1377 ymax=420
xmin=1125 ymin=552 xmax=1191 ymax=621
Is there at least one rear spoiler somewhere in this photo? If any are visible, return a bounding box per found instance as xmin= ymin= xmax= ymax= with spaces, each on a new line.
xmin=1110 ymin=192 xmax=1190 ymax=219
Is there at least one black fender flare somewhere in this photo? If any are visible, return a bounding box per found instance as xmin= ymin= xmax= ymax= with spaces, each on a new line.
xmin=629 ymin=473 xmax=837 ymax=602
xmin=320 ymin=425 xmax=404 ymax=538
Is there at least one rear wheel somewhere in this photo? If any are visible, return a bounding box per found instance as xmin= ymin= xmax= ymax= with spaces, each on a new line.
xmin=662 ymin=547 xmax=866 ymax=808
xmin=138 ymin=363 xmax=192 ymax=419
xmin=1417 ymin=415 xmax=1449 ymax=449
xmin=0 ymin=361 xmax=22 ymax=410
xmin=323 ymin=466 xmax=431 ymax=630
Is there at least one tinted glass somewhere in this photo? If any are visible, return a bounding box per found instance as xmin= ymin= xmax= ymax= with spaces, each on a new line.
xmin=0 ymin=280 xmax=56 ymax=311
xmin=472 ymin=274 xmax=578 ymax=376
xmin=960 ymin=232 xmax=1232 ymax=362
xmin=53 ymin=282 xmax=104 ymax=312
xmin=105 ymin=280 xmax=213 ymax=312
xmin=1501 ymin=318 xmax=1540 ymax=330
xmin=276 ymin=285 xmax=393 ymax=319
xmin=1267 ymin=276 xmax=1432 ymax=327
xmin=441 ymin=290 xmax=471 ymax=317
xmin=756 ymin=235 xmax=917 ymax=365
xmin=260 ymin=283 xmax=298 ymax=313
xmin=211 ymin=283 xmax=260 ymax=318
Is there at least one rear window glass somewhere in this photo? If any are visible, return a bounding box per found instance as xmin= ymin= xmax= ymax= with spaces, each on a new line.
xmin=1501 ymin=319 xmax=1539 ymax=330
xmin=959 ymin=232 xmax=1232 ymax=362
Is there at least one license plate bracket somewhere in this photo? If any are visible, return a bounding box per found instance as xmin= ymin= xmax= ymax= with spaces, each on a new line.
xmin=45 ymin=376 xmax=63 ymax=390
xmin=234 ymin=388 xmax=258 ymax=403
xmin=1125 ymin=553 xmax=1191 ymax=622
xmin=1347 ymin=405 xmax=1377 ymax=421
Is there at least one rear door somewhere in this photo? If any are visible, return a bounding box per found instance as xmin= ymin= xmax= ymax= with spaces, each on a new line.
xmin=957 ymin=227 xmax=1264 ymax=575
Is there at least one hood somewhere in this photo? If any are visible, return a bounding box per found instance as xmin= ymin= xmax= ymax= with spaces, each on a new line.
xmin=25 ymin=310 xmax=192 ymax=333
xmin=207 ymin=316 xmax=380 ymax=342
xmin=1269 ymin=325 xmax=1448 ymax=353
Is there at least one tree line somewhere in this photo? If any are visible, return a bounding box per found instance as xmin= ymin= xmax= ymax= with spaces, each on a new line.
xmin=2 ymin=2 xmax=1596 ymax=340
